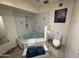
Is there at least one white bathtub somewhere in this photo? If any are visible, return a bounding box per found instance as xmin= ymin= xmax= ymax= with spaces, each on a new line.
xmin=17 ymin=31 xmax=47 ymax=49
xmin=17 ymin=38 xmax=46 ymax=49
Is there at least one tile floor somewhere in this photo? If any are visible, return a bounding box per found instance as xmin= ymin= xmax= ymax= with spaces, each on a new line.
xmin=3 ymin=42 xmax=65 ymax=58
xmin=3 ymin=47 xmax=23 ymax=58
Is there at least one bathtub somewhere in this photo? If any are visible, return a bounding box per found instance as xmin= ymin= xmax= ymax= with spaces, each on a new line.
xmin=17 ymin=32 xmax=46 ymax=49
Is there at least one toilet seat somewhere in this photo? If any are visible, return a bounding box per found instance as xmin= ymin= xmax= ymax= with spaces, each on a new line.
xmin=52 ymin=39 xmax=60 ymax=47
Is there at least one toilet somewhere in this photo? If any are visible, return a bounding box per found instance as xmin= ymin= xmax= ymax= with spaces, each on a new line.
xmin=52 ymin=32 xmax=62 ymax=49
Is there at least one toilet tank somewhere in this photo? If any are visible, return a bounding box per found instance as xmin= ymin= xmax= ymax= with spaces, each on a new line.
xmin=53 ymin=32 xmax=62 ymax=40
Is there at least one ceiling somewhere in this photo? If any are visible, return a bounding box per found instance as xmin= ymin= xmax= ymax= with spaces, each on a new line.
xmin=25 ymin=0 xmax=62 ymax=8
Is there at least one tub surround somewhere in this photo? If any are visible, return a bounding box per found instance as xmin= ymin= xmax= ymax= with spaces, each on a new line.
xmin=17 ymin=38 xmax=46 ymax=49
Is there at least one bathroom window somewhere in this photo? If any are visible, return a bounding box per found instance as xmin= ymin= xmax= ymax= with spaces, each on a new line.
xmin=54 ymin=8 xmax=67 ymax=23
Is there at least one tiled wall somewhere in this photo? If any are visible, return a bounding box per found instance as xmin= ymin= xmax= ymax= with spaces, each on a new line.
xmin=14 ymin=12 xmax=34 ymax=37
xmin=33 ymin=12 xmax=49 ymax=33
xmin=14 ymin=11 xmax=49 ymax=38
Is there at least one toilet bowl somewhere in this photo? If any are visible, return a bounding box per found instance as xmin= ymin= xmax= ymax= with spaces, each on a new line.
xmin=52 ymin=32 xmax=62 ymax=49
xmin=52 ymin=39 xmax=60 ymax=47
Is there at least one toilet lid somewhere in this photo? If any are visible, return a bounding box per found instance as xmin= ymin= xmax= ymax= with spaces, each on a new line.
xmin=52 ymin=39 xmax=60 ymax=47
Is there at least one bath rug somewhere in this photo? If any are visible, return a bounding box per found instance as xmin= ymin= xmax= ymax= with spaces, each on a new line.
xmin=26 ymin=46 xmax=46 ymax=58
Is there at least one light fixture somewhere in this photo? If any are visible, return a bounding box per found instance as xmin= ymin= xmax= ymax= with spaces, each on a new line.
xmin=43 ymin=0 xmax=49 ymax=4
xmin=36 ymin=0 xmax=49 ymax=4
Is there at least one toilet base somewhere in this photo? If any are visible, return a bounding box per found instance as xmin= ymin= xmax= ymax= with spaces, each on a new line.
xmin=52 ymin=44 xmax=61 ymax=49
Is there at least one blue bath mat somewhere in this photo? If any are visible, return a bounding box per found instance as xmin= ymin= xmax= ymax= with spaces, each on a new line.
xmin=26 ymin=46 xmax=46 ymax=58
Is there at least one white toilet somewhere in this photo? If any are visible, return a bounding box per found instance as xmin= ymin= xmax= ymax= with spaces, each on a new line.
xmin=52 ymin=32 xmax=62 ymax=49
